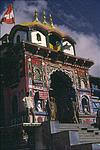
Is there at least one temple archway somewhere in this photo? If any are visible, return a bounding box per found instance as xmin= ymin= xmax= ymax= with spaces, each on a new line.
xmin=49 ymin=70 xmax=76 ymax=123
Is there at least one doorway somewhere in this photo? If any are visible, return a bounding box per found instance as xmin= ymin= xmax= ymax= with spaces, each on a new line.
xmin=50 ymin=70 xmax=76 ymax=123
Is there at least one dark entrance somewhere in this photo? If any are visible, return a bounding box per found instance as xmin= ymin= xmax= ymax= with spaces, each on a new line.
xmin=50 ymin=70 xmax=76 ymax=123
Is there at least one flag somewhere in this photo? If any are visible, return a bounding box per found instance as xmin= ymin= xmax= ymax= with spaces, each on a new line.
xmin=0 ymin=4 xmax=15 ymax=24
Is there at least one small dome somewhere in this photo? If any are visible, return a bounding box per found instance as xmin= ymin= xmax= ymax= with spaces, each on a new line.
xmin=20 ymin=10 xmax=76 ymax=44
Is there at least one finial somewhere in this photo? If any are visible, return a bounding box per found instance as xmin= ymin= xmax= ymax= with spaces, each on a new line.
xmin=42 ymin=10 xmax=47 ymax=24
xmin=34 ymin=10 xmax=38 ymax=22
xmin=49 ymin=14 xmax=54 ymax=27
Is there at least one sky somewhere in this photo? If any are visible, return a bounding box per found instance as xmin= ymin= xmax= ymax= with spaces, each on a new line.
xmin=0 ymin=0 xmax=100 ymax=77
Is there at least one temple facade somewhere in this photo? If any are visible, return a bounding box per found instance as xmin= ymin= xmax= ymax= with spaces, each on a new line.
xmin=0 ymin=10 xmax=96 ymax=127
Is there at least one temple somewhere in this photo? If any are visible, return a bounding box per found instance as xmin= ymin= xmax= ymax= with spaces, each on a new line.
xmin=0 ymin=10 xmax=100 ymax=150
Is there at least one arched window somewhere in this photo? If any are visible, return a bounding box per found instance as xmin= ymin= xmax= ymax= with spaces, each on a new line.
xmin=81 ymin=96 xmax=90 ymax=114
xmin=81 ymin=79 xmax=86 ymax=89
xmin=28 ymin=62 xmax=31 ymax=69
xmin=62 ymin=40 xmax=74 ymax=55
xmin=37 ymin=33 xmax=41 ymax=41
xmin=29 ymin=78 xmax=32 ymax=85
xmin=34 ymin=68 xmax=42 ymax=81
xmin=16 ymin=35 xmax=20 ymax=43
xmin=31 ymin=31 xmax=47 ymax=47
xmin=29 ymin=90 xmax=32 ymax=96
xmin=28 ymin=72 xmax=32 ymax=78
xmin=49 ymin=33 xmax=61 ymax=51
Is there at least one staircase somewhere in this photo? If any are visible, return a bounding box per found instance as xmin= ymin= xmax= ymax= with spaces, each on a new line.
xmin=59 ymin=123 xmax=79 ymax=131
xmin=58 ymin=123 xmax=100 ymax=144
xmin=79 ymin=127 xmax=100 ymax=143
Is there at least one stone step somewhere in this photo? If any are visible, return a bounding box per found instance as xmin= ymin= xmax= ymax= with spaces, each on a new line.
xmin=59 ymin=123 xmax=79 ymax=127
xmin=79 ymin=129 xmax=100 ymax=135
xmin=79 ymin=134 xmax=96 ymax=137
xmin=50 ymin=122 xmax=100 ymax=145
xmin=79 ymin=130 xmax=100 ymax=138
xmin=59 ymin=124 xmax=79 ymax=131
xmin=79 ymin=132 xmax=100 ymax=137
xmin=58 ymin=123 xmax=100 ymax=138
xmin=80 ymin=139 xmax=100 ymax=143
xmin=79 ymin=135 xmax=99 ymax=140
xmin=79 ymin=135 xmax=100 ymax=139
xmin=87 ymin=128 xmax=99 ymax=132
xmin=80 ymin=137 xmax=100 ymax=140
xmin=59 ymin=128 xmax=79 ymax=131
xmin=80 ymin=130 xmax=100 ymax=136
xmin=59 ymin=123 xmax=95 ymax=130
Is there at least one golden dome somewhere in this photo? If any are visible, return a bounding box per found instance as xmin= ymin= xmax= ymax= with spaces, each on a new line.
xmin=20 ymin=10 xmax=69 ymax=39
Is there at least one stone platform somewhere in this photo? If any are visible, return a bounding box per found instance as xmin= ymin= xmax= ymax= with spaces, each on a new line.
xmin=0 ymin=121 xmax=100 ymax=150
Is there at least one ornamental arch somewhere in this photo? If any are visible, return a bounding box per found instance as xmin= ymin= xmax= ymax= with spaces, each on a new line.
xmin=81 ymin=95 xmax=90 ymax=114
xmin=48 ymin=69 xmax=76 ymax=123
xmin=47 ymin=67 xmax=73 ymax=89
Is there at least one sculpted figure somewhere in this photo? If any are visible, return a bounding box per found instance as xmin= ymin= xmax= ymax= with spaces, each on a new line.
xmin=49 ymin=96 xmax=57 ymax=121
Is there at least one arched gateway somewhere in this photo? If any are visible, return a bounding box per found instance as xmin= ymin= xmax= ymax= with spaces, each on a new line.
xmin=49 ymin=70 xmax=77 ymax=123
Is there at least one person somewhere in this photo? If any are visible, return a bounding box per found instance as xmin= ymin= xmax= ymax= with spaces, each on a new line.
xmin=49 ymin=96 xmax=57 ymax=121
xmin=23 ymin=92 xmax=34 ymax=123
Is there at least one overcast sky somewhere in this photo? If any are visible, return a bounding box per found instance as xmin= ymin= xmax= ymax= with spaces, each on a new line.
xmin=0 ymin=0 xmax=100 ymax=77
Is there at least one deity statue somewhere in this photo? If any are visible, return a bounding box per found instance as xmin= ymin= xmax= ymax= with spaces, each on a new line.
xmin=49 ymin=96 xmax=57 ymax=121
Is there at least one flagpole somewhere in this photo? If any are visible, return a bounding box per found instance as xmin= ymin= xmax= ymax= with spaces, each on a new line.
xmin=0 ymin=22 xmax=2 ymax=38
xmin=12 ymin=2 xmax=15 ymax=26
xmin=0 ymin=3 xmax=15 ymax=38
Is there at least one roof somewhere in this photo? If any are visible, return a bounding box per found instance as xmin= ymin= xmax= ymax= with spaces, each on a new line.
xmin=10 ymin=10 xmax=76 ymax=44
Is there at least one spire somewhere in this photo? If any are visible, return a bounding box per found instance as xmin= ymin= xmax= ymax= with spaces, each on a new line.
xmin=42 ymin=10 xmax=47 ymax=24
xmin=34 ymin=9 xmax=38 ymax=22
xmin=49 ymin=14 xmax=54 ymax=27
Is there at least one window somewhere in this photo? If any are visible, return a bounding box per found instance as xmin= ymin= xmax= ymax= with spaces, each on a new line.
xmin=81 ymin=96 xmax=90 ymax=114
xmin=81 ymin=79 xmax=86 ymax=89
xmin=28 ymin=72 xmax=32 ymax=78
xmin=31 ymin=31 xmax=47 ymax=47
xmin=16 ymin=35 xmax=20 ymax=43
xmin=34 ymin=67 xmax=42 ymax=81
xmin=62 ymin=40 xmax=74 ymax=55
xmin=29 ymin=78 xmax=32 ymax=85
xmin=49 ymin=33 xmax=61 ymax=51
xmin=14 ymin=31 xmax=27 ymax=44
xmin=37 ymin=33 xmax=41 ymax=41
xmin=92 ymin=102 xmax=100 ymax=113
xmin=28 ymin=62 xmax=31 ymax=69
xmin=34 ymin=91 xmax=43 ymax=112
xmin=62 ymin=41 xmax=71 ymax=50
xmin=92 ymin=84 xmax=98 ymax=89
xmin=29 ymin=90 xmax=33 ymax=96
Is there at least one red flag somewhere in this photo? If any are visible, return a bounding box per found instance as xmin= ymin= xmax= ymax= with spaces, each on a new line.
xmin=1 ymin=4 xmax=15 ymax=24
